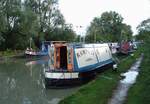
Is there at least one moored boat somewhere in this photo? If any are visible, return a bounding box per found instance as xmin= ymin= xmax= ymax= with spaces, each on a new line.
xmin=25 ymin=41 xmax=51 ymax=57
xmin=117 ymin=41 xmax=135 ymax=55
xmin=44 ymin=41 xmax=116 ymax=87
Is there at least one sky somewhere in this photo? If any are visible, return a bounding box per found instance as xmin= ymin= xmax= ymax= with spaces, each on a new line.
xmin=58 ymin=0 xmax=150 ymax=35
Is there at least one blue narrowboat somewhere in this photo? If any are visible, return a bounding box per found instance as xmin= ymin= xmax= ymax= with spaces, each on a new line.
xmin=44 ymin=41 xmax=116 ymax=87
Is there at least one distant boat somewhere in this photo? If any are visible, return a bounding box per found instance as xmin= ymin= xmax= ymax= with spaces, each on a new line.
xmin=44 ymin=41 xmax=116 ymax=87
xmin=117 ymin=41 xmax=134 ymax=55
xmin=25 ymin=41 xmax=51 ymax=57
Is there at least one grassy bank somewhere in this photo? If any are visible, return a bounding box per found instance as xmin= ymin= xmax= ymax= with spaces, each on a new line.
xmin=0 ymin=50 xmax=23 ymax=57
xmin=59 ymin=50 xmax=141 ymax=104
xmin=126 ymin=41 xmax=150 ymax=104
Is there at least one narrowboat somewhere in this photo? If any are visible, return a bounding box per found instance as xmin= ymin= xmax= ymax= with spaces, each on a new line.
xmin=44 ymin=41 xmax=116 ymax=87
xmin=117 ymin=41 xmax=134 ymax=55
xmin=25 ymin=41 xmax=51 ymax=57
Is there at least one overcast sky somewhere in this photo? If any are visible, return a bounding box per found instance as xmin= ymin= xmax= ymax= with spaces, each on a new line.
xmin=59 ymin=0 xmax=150 ymax=35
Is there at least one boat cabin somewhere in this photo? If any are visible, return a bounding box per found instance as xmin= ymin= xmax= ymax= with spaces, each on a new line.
xmin=48 ymin=41 xmax=73 ymax=72
xmin=48 ymin=41 xmax=113 ymax=73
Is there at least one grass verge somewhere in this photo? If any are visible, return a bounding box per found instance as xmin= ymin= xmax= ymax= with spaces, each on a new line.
xmin=59 ymin=50 xmax=141 ymax=104
xmin=125 ymin=41 xmax=150 ymax=104
xmin=0 ymin=49 xmax=23 ymax=57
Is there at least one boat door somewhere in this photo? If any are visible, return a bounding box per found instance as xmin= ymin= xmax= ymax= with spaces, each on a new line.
xmin=54 ymin=43 xmax=67 ymax=70
xmin=60 ymin=46 xmax=67 ymax=69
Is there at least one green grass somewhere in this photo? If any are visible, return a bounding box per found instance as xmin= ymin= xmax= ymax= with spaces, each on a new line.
xmin=125 ymin=41 xmax=150 ymax=104
xmin=0 ymin=49 xmax=23 ymax=57
xmin=59 ymin=49 xmax=141 ymax=104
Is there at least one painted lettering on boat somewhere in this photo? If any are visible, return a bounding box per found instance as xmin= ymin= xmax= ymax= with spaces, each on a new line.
xmin=76 ymin=49 xmax=95 ymax=58
xmin=75 ymin=48 xmax=97 ymax=68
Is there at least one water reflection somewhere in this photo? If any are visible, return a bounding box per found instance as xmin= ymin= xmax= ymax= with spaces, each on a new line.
xmin=0 ymin=58 xmax=78 ymax=104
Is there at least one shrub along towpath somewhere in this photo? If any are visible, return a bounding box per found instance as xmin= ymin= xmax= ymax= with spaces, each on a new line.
xmin=59 ymin=48 xmax=141 ymax=104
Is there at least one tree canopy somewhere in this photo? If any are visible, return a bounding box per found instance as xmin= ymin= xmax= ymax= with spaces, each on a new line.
xmin=86 ymin=11 xmax=133 ymax=43
xmin=136 ymin=18 xmax=150 ymax=40
xmin=0 ymin=0 xmax=76 ymax=50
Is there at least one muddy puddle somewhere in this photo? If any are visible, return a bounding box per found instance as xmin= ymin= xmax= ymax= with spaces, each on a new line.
xmin=108 ymin=54 xmax=143 ymax=104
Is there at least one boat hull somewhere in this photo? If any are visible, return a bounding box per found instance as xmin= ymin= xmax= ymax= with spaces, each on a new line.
xmin=44 ymin=62 xmax=114 ymax=88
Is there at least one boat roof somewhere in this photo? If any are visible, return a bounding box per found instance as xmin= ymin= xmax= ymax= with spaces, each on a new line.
xmin=51 ymin=41 xmax=67 ymax=44
xmin=49 ymin=41 xmax=109 ymax=48
xmin=69 ymin=43 xmax=109 ymax=48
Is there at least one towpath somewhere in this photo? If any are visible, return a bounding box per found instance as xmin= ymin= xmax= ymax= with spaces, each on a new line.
xmin=108 ymin=54 xmax=144 ymax=104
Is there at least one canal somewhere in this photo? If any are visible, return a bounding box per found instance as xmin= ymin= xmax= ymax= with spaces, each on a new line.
xmin=0 ymin=58 xmax=78 ymax=104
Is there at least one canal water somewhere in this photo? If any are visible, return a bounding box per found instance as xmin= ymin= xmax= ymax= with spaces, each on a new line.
xmin=0 ymin=58 xmax=78 ymax=104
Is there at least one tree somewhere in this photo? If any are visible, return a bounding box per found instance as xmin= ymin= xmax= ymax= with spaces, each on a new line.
xmin=0 ymin=12 xmax=6 ymax=45
xmin=0 ymin=0 xmax=76 ymax=50
xmin=0 ymin=0 xmax=39 ymax=49
xmin=0 ymin=0 xmax=22 ymax=49
xmin=45 ymin=24 xmax=76 ymax=42
xmin=86 ymin=11 xmax=132 ymax=43
xmin=137 ymin=18 xmax=150 ymax=33
xmin=120 ymin=24 xmax=133 ymax=41
xmin=136 ymin=18 xmax=150 ymax=40
xmin=24 ymin=0 xmax=67 ymax=47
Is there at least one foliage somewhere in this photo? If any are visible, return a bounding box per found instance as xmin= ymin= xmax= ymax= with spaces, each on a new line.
xmin=136 ymin=18 xmax=150 ymax=40
xmin=45 ymin=24 xmax=76 ymax=42
xmin=0 ymin=0 xmax=76 ymax=50
xmin=121 ymin=23 xmax=133 ymax=41
xmin=86 ymin=11 xmax=133 ymax=43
